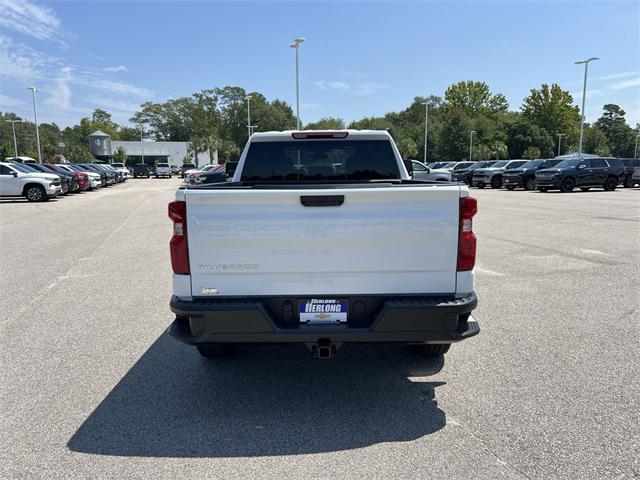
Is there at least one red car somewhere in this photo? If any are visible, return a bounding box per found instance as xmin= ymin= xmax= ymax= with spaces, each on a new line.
xmin=42 ymin=164 xmax=91 ymax=191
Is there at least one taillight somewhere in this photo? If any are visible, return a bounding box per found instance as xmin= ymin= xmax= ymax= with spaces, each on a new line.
xmin=457 ymin=197 xmax=477 ymax=271
xmin=291 ymin=131 xmax=349 ymax=139
xmin=168 ymin=200 xmax=190 ymax=274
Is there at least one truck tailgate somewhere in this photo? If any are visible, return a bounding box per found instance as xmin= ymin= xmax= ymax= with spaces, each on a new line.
xmin=185 ymin=185 xmax=461 ymax=296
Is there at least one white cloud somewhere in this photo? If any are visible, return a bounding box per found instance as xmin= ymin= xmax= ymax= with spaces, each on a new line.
xmin=598 ymin=71 xmax=639 ymax=81
xmin=315 ymin=80 xmax=351 ymax=91
xmin=354 ymin=82 xmax=389 ymax=95
xmin=0 ymin=34 xmax=61 ymax=81
xmin=0 ymin=93 xmax=25 ymax=108
xmin=85 ymin=95 xmax=140 ymax=114
xmin=103 ymin=65 xmax=129 ymax=73
xmin=44 ymin=66 xmax=72 ymax=110
xmin=609 ymin=77 xmax=640 ymax=91
xmin=0 ymin=0 xmax=65 ymax=44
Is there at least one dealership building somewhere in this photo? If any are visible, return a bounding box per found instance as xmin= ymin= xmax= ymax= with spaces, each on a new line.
xmin=88 ymin=130 xmax=216 ymax=167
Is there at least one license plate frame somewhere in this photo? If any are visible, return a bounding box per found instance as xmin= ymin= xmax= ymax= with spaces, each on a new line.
xmin=299 ymin=299 xmax=348 ymax=325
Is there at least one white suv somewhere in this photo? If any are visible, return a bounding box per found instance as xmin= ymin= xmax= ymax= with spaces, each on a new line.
xmin=0 ymin=162 xmax=62 ymax=201
xmin=111 ymin=163 xmax=130 ymax=180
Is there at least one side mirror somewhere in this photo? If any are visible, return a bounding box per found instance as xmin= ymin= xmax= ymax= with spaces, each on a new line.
xmin=403 ymin=159 xmax=413 ymax=177
xmin=12 ymin=171 xmax=18 ymax=177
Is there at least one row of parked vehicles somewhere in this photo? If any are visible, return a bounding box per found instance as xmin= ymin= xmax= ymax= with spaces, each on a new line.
xmin=0 ymin=157 xmax=130 ymax=202
xmin=418 ymin=157 xmax=640 ymax=192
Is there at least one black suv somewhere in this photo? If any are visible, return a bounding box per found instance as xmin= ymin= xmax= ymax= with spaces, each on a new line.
xmin=619 ymin=158 xmax=640 ymax=187
xmin=132 ymin=164 xmax=151 ymax=178
xmin=180 ymin=162 xmax=196 ymax=178
xmin=535 ymin=157 xmax=625 ymax=192
xmin=451 ymin=161 xmax=495 ymax=184
xmin=503 ymin=159 xmax=562 ymax=190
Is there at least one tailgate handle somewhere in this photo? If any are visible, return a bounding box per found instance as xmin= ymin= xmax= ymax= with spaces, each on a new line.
xmin=300 ymin=195 xmax=344 ymax=207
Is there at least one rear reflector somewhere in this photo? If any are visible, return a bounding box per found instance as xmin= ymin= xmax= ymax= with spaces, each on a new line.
xmin=168 ymin=200 xmax=190 ymax=274
xmin=457 ymin=197 xmax=477 ymax=271
xmin=291 ymin=131 xmax=349 ymax=139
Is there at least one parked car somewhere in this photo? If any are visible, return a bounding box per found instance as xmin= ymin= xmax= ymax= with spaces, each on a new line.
xmin=618 ymin=159 xmax=640 ymax=187
xmin=110 ymin=163 xmax=130 ymax=180
xmin=88 ymin=164 xmax=117 ymax=185
xmin=101 ymin=164 xmax=124 ymax=183
xmin=185 ymin=164 xmax=225 ymax=184
xmin=451 ymin=161 xmax=495 ymax=184
xmin=633 ymin=166 xmax=640 ymax=183
xmin=0 ymin=161 xmax=62 ymax=201
xmin=132 ymin=164 xmax=151 ymax=178
xmin=535 ymin=157 xmax=624 ymax=192
xmin=43 ymin=163 xmax=91 ymax=191
xmin=155 ymin=162 xmax=172 ymax=178
xmin=472 ymin=160 xmax=528 ymax=189
xmin=71 ymin=164 xmax=107 ymax=187
xmin=191 ymin=165 xmax=227 ymax=185
xmin=409 ymin=160 xmax=451 ymax=182
xmin=168 ymin=130 xmax=480 ymax=360
xmin=170 ymin=165 xmax=180 ymax=175
xmin=180 ymin=162 xmax=196 ymax=178
xmin=502 ymin=159 xmax=563 ymax=190
xmin=20 ymin=159 xmax=73 ymax=195
xmin=59 ymin=165 xmax=101 ymax=190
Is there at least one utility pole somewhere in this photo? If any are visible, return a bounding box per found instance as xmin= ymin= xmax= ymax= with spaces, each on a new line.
xmin=245 ymin=95 xmax=252 ymax=139
xmin=557 ymin=133 xmax=565 ymax=157
xmin=28 ymin=87 xmax=42 ymax=163
xmin=6 ymin=119 xmax=21 ymax=157
xmin=139 ymin=125 xmax=145 ymax=165
xmin=469 ymin=130 xmax=476 ymax=161
xmin=290 ymin=37 xmax=305 ymax=129
xmin=574 ymin=57 xmax=599 ymax=156
xmin=422 ymin=101 xmax=429 ymax=163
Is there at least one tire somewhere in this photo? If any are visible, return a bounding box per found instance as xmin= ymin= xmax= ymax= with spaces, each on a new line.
xmin=560 ymin=177 xmax=575 ymax=193
xmin=196 ymin=344 xmax=234 ymax=359
xmin=603 ymin=176 xmax=617 ymax=191
xmin=538 ymin=187 xmax=548 ymax=192
xmin=490 ymin=176 xmax=502 ymax=189
xmin=411 ymin=343 xmax=451 ymax=357
xmin=580 ymin=187 xmax=591 ymax=192
xmin=25 ymin=184 xmax=47 ymax=202
xmin=506 ymin=186 xmax=515 ymax=190
xmin=525 ymin=177 xmax=536 ymax=191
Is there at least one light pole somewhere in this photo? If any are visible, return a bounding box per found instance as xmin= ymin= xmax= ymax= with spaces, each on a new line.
xmin=575 ymin=57 xmax=599 ymax=156
xmin=290 ymin=37 xmax=305 ymax=130
xmin=245 ymin=95 xmax=252 ymax=139
xmin=635 ymin=133 xmax=639 ymax=158
xmin=557 ymin=133 xmax=565 ymax=157
xmin=250 ymin=125 xmax=259 ymax=135
xmin=27 ymin=87 xmax=42 ymax=163
xmin=139 ymin=125 xmax=145 ymax=165
xmin=6 ymin=119 xmax=21 ymax=157
xmin=469 ymin=130 xmax=476 ymax=161
xmin=422 ymin=101 xmax=429 ymax=163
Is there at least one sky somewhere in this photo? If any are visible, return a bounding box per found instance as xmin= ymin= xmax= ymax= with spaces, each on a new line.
xmin=1 ymin=0 xmax=639 ymax=129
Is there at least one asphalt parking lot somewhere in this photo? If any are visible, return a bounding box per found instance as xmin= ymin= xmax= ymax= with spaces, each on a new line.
xmin=1 ymin=180 xmax=638 ymax=479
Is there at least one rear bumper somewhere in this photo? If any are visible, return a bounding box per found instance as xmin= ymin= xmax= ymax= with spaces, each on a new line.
xmin=503 ymin=176 xmax=523 ymax=187
xmin=168 ymin=293 xmax=479 ymax=345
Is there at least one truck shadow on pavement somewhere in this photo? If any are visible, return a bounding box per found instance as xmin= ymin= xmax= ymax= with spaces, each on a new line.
xmin=68 ymin=334 xmax=446 ymax=457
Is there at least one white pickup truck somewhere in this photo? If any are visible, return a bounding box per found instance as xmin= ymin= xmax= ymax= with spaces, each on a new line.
xmin=168 ymin=130 xmax=479 ymax=359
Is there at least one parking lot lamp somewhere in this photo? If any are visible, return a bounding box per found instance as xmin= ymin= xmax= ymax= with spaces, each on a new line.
xmin=27 ymin=87 xmax=42 ymax=163
xmin=635 ymin=133 xmax=639 ymax=158
xmin=574 ymin=57 xmax=599 ymax=156
xmin=245 ymin=95 xmax=253 ymax=139
xmin=557 ymin=133 xmax=565 ymax=157
xmin=139 ymin=125 xmax=145 ymax=165
xmin=290 ymin=37 xmax=305 ymax=130
xmin=422 ymin=102 xmax=429 ymax=163
xmin=469 ymin=130 xmax=476 ymax=161
xmin=6 ymin=119 xmax=21 ymax=157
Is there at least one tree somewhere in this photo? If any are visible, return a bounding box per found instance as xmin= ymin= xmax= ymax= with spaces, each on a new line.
xmin=305 ymin=117 xmax=345 ymax=130
xmin=112 ymin=146 xmax=128 ymax=164
xmin=522 ymin=146 xmax=541 ymax=159
xmin=435 ymin=110 xmax=472 ymax=161
xmin=506 ymin=120 xmax=554 ymax=158
xmin=522 ymin=84 xmax=580 ymax=147
xmin=443 ymin=81 xmax=508 ymax=116
xmin=595 ymin=104 xmax=634 ymax=157
xmin=582 ymin=124 xmax=611 ymax=156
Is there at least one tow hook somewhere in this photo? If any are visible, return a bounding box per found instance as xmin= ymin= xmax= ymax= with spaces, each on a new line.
xmin=307 ymin=339 xmax=341 ymax=359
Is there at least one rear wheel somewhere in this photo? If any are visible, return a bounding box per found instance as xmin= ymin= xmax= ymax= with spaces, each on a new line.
xmin=411 ymin=343 xmax=451 ymax=357
xmin=560 ymin=177 xmax=575 ymax=193
xmin=25 ymin=184 xmax=47 ymax=202
xmin=491 ymin=176 xmax=502 ymax=189
xmin=196 ymin=344 xmax=234 ymax=359
xmin=603 ymin=176 xmax=617 ymax=191
xmin=525 ymin=177 xmax=536 ymax=191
